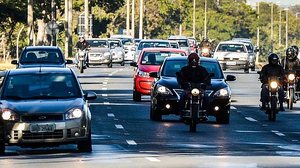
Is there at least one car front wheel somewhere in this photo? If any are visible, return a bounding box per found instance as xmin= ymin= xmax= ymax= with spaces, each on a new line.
xmin=216 ymin=112 xmax=230 ymax=124
xmin=133 ymin=90 xmax=141 ymax=102
xmin=150 ymin=104 xmax=162 ymax=121
xmin=0 ymin=141 xmax=5 ymax=155
xmin=77 ymin=130 xmax=92 ymax=153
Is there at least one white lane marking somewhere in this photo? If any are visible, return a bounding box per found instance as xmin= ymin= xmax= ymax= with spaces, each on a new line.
xmin=126 ymin=140 xmax=137 ymax=145
xmin=275 ymin=132 xmax=285 ymax=136
xmin=235 ymin=130 xmax=266 ymax=133
xmin=145 ymin=157 xmax=160 ymax=162
xmin=103 ymin=85 xmax=107 ymax=87
xmin=292 ymin=140 xmax=299 ymax=142
xmin=105 ymin=78 xmax=109 ymax=80
xmin=107 ymin=113 xmax=115 ymax=117
xmin=245 ymin=117 xmax=257 ymax=122
xmin=102 ymin=94 xmax=108 ymax=97
xmin=271 ymin=130 xmax=279 ymax=133
xmin=115 ymin=124 xmax=124 ymax=129
xmin=109 ymin=74 xmax=113 ymax=76
xmin=103 ymin=82 xmax=108 ymax=85
xmin=230 ymin=106 xmax=237 ymax=110
xmin=104 ymin=102 xmax=110 ymax=105
xmin=102 ymin=88 xmax=107 ymax=90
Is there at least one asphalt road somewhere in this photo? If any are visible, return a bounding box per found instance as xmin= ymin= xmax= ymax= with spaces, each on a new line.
xmin=1 ymin=64 xmax=300 ymax=168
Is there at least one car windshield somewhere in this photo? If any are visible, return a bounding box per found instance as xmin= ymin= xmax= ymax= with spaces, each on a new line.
xmin=109 ymin=41 xmax=122 ymax=47
xmin=138 ymin=41 xmax=170 ymax=50
xmin=87 ymin=40 xmax=109 ymax=48
xmin=217 ymin=44 xmax=247 ymax=53
xmin=244 ymin=43 xmax=254 ymax=53
xmin=161 ymin=60 xmax=223 ymax=79
xmin=169 ymin=39 xmax=189 ymax=47
xmin=141 ymin=52 xmax=185 ymax=65
xmin=121 ymin=38 xmax=133 ymax=45
xmin=3 ymin=73 xmax=81 ymax=100
xmin=20 ymin=49 xmax=64 ymax=64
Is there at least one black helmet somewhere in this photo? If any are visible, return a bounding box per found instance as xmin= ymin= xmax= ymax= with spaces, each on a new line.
xmin=286 ymin=47 xmax=297 ymax=60
xmin=268 ymin=53 xmax=279 ymax=65
xmin=188 ymin=53 xmax=200 ymax=67
xmin=291 ymin=45 xmax=299 ymax=56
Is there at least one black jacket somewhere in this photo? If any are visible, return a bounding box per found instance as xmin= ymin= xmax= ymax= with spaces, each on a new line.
xmin=281 ymin=57 xmax=300 ymax=74
xmin=177 ymin=65 xmax=211 ymax=89
xmin=75 ymin=40 xmax=89 ymax=50
xmin=260 ymin=64 xmax=285 ymax=85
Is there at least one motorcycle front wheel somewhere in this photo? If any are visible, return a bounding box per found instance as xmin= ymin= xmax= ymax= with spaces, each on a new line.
xmin=288 ymin=88 xmax=294 ymax=110
xmin=269 ymin=96 xmax=277 ymax=121
xmin=79 ymin=60 xmax=84 ymax=73
xmin=189 ymin=104 xmax=198 ymax=132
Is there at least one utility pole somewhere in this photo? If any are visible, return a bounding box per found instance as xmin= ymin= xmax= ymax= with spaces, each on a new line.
xmin=65 ymin=0 xmax=72 ymax=58
xmin=139 ymin=0 xmax=143 ymax=39
xmin=271 ymin=3 xmax=274 ymax=52
xmin=131 ymin=0 xmax=135 ymax=38
xmin=51 ymin=0 xmax=56 ymax=46
xmin=68 ymin=0 xmax=72 ymax=57
xmin=204 ymin=0 xmax=207 ymax=39
xmin=27 ymin=0 xmax=34 ymax=45
xmin=126 ymin=0 xmax=130 ymax=35
xmin=179 ymin=0 xmax=182 ymax=36
xmin=84 ymin=0 xmax=89 ymax=38
xmin=256 ymin=2 xmax=260 ymax=64
xmin=279 ymin=9 xmax=282 ymax=46
xmin=193 ymin=0 xmax=195 ymax=38
xmin=285 ymin=8 xmax=289 ymax=49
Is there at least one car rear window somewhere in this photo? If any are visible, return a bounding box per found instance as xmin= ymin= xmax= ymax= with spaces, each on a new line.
xmin=87 ymin=40 xmax=109 ymax=48
xmin=20 ymin=49 xmax=64 ymax=64
xmin=138 ymin=41 xmax=170 ymax=50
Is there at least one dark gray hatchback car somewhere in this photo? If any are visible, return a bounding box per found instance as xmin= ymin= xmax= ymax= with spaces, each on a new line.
xmin=11 ymin=46 xmax=73 ymax=68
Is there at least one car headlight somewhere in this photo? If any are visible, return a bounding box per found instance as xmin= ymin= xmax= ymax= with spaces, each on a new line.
xmin=270 ymin=81 xmax=278 ymax=89
xmin=288 ymin=74 xmax=295 ymax=81
xmin=2 ymin=109 xmax=19 ymax=121
xmin=137 ymin=70 xmax=149 ymax=77
xmin=104 ymin=52 xmax=110 ymax=56
xmin=65 ymin=108 xmax=83 ymax=120
xmin=157 ymin=84 xmax=173 ymax=95
xmin=214 ymin=87 xmax=230 ymax=97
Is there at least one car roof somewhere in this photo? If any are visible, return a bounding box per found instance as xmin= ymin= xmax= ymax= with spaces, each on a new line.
xmin=24 ymin=46 xmax=61 ymax=50
xmin=165 ymin=56 xmax=218 ymax=62
xmin=139 ymin=39 xmax=170 ymax=43
xmin=87 ymin=38 xmax=108 ymax=41
xmin=141 ymin=48 xmax=187 ymax=53
xmin=110 ymin=34 xmax=133 ymax=39
xmin=168 ymin=35 xmax=188 ymax=39
xmin=7 ymin=67 xmax=73 ymax=75
xmin=217 ymin=41 xmax=247 ymax=45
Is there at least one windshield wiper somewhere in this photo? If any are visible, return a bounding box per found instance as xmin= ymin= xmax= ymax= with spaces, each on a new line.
xmin=4 ymin=95 xmax=24 ymax=100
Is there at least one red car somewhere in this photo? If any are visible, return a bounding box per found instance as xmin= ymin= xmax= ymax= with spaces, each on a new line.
xmin=130 ymin=48 xmax=188 ymax=101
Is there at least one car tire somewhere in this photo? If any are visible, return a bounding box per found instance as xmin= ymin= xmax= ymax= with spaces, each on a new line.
xmin=216 ymin=112 xmax=230 ymax=124
xmin=0 ymin=141 xmax=5 ymax=155
xmin=244 ymin=68 xmax=249 ymax=73
xmin=150 ymin=104 xmax=162 ymax=121
xmin=108 ymin=62 xmax=113 ymax=68
xmin=133 ymin=90 xmax=141 ymax=102
xmin=77 ymin=130 xmax=92 ymax=153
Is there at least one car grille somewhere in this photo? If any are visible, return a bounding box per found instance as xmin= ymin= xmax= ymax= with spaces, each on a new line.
xmin=224 ymin=58 xmax=239 ymax=61
xmin=89 ymin=53 xmax=103 ymax=57
xmin=174 ymin=89 xmax=184 ymax=97
xmin=22 ymin=114 xmax=63 ymax=122
xmin=22 ymin=130 xmax=63 ymax=140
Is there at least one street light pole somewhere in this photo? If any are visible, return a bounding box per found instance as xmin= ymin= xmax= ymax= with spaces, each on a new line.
xmin=279 ymin=9 xmax=281 ymax=46
xmin=131 ymin=0 xmax=135 ymax=38
xmin=193 ymin=0 xmax=195 ymax=38
xmin=285 ymin=8 xmax=289 ymax=49
xmin=84 ymin=0 xmax=89 ymax=38
xmin=139 ymin=0 xmax=143 ymax=39
xmin=126 ymin=0 xmax=130 ymax=35
xmin=271 ymin=3 xmax=274 ymax=52
xmin=256 ymin=2 xmax=260 ymax=64
xmin=204 ymin=0 xmax=207 ymax=39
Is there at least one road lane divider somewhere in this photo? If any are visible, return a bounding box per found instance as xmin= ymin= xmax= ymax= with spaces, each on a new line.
xmin=245 ymin=117 xmax=257 ymax=122
xmin=145 ymin=157 xmax=160 ymax=162
xmin=107 ymin=113 xmax=115 ymax=117
xmin=115 ymin=124 xmax=124 ymax=129
xmin=126 ymin=140 xmax=137 ymax=145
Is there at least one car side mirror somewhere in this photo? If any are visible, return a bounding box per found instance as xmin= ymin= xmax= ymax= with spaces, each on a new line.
xmin=149 ymin=72 xmax=158 ymax=78
xmin=11 ymin=60 xmax=18 ymax=65
xmin=130 ymin=62 xmax=137 ymax=67
xmin=84 ymin=91 xmax=97 ymax=100
xmin=66 ymin=60 xmax=73 ymax=64
xmin=226 ymin=75 xmax=236 ymax=81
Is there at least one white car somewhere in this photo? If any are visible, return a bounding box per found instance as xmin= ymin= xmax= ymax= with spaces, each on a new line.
xmin=213 ymin=41 xmax=250 ymax=73
xmin=110 ymin=35 xmax=135 ymax=62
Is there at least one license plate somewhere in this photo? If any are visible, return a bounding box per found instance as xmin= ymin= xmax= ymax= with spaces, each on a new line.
xmin=30 ymin=124 xmax=56 ymax=133
xmin=226 ymin=61 xmax=236 ymax=65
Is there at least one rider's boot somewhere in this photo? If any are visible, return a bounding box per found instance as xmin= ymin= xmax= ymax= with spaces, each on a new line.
xmin=260 ymin=102 xmax=266 ymax=111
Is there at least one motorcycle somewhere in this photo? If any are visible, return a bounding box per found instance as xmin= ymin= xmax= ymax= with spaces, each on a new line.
xmin=285 ymin=71 xmax=298 ymax=110
xmin=181 ymin=83 xmax=206 ymax=132
xmin=200 ymin=47 xmax=212 ymax=57
xmin=265 ymin=77 xmax=280 ymax=121
xmin=75 ymin=48 xmax=89 ymax=73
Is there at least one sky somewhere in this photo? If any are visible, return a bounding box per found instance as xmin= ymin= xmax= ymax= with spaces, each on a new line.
xmin=247 ymin=0 xmax=300 ymax=7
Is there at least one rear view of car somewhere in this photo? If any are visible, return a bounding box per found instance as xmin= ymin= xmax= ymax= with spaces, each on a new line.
xmin=168 ymin=35 xmax=191 ymax=55
xmin=130 ymin=48 xmax=187 ymax=101
xmin=213 ymin=41 xmax=250 ymax=73
xmin=12 ymin=46 xmax=73 ymax=68
xmin=86 ymin=38 xmax=113 ymax=68
xmin=110 ymin=34 xmax=135 ymax=62
xmin=108 ymin=39 xmax=125 ymax=66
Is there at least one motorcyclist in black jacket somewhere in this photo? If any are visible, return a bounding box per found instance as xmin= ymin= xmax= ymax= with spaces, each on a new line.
xmin=177 ymin=53 xmax=211 ymax=119
xmin=74 ymin=35 xmax=90 ymax=67
xmin=260 ymin=53 xmax=285 ymax=111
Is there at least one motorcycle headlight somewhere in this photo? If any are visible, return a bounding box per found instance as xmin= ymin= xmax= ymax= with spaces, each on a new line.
xmin=137 ymin=70 xmax=149 ymax=77
xmin=65 ymin=108 xmax=83 ymax=120
xmin=191 ymin=88 xmax=200 ymax=96
xmin=214 ymin=87 xmax=230 ymax=97
xmin=2 ymin=109 xmax=19 ymax=121
xmin=157 ymin=84 xmax=173 ymax=95
xmin=270 ymin=81 xmax=278 ymax=89
xmin=288 ymin=74 xmax=295 ymax=81
xmin=202 ymin=48 xmax=209 ymax=54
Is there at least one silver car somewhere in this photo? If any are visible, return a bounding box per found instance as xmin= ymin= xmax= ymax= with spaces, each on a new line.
xmin=108 ymin=39 xmax=125 ymax=66
xmin=86 ymin=38 xmax=113 ymax=68
xmin=0 ymin=67 xmax=97 ymax=154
